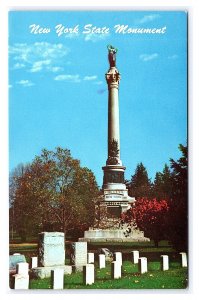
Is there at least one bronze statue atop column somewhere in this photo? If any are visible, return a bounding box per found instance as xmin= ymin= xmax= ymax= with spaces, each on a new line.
xmin=107 ymin=45 xmax=118 ymax=68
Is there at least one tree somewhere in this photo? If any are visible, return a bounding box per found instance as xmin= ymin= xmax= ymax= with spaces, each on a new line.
xmin=152 ymin=164 xmax=173 ymax=200
xmin=168 ymin=143 xmax=188 ymax=251
xmin=9 ymin=147 xmax=99 ymax=241
xmin=121 ymin=197 xmax=169 ymax=246
xmin=128 ymin=163 xmax=152 ymax=198
xmin=9 ymin=163 xmax=30 ymax=240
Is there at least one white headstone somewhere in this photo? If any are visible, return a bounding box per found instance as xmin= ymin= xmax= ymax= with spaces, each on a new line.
xmin=87 ymin=252 xmax=94 ymax=264
xmin=16 ymin=262 xmax=29 ymax=276
xmin=114 ymin=252 xmax=122 ymax=265
xmin=70 ymin=242 xmax=87 ymax=271
xmin=99 ymin=254 xmax=106 ymax=269
xmin=161 ymin=255 xmax=169 ymax=271
xmin=51 ymin=269 xmax=64 ymax=289
xmin=132 ymin=250 xmax=139 ymax=264
xmin=13 ymin=274 xmax=29 ymax=289
xmin=9 ymin=254 xmax=26 ymax=274
xmin=111 ymin=261 xmax=121 ymax=279
xmin=38 ymin=232 xmax=65 ymax=267
xmin=138 ymin=257 xmax=148 ymax=274
xmin=31 ymin=257 xmax=38 ymax=268
xmin=180 ymin=252 xmax=188 ymax=267
xmin=83 ymin=264 xmax=95 ymax=285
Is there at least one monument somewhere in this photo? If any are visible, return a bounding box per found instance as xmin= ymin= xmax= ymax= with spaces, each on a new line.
xmin=81 ymin=46 xmax=149 ymax=242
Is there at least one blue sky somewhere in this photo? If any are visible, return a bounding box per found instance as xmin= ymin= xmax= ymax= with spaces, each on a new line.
xmin=9 ymin=11 xmax=187 ymax=186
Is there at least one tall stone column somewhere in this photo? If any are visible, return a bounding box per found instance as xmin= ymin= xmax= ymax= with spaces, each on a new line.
xmin=102 ymin=45 xmax=126 ymax=191
xmin=106 ymin=67 xmax=121 ymax=161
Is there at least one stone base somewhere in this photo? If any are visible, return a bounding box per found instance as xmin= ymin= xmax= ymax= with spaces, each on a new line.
xmin=30 ymin=265 xmax=72 ymax=279
xmin=79 ymin=228 xmax=150 ymax=243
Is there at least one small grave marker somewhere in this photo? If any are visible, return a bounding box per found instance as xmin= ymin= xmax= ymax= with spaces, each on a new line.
xmin=31 ymin=257 xmax=38 ymax=268
xmin=13 ymin=274 xmax=29 ymax=289
xmin=180 ymin=252 xmax=187 ymax=267
xmin=51 ymin=269 xmax=64 ymax=289
xmin=83 ymin=264 xmax=95 ymax=285
xmin=16 ymin=262 xmax=29 ymax=276
xmin=132 ymin=250 xmax=139 ymax=264
xmin=87 ymin=252 xmax=94 ymax=264
xmin=99 ymin=254 xmax=106 ymax=269
xmin=111 ymin=261 xmax=121 ymax=279
xmin=114 ymin=252 xmax=122 ymax=265
xmin=161 ymin=255 xmax=169 ymax=271
xmin=138 ymin=257 xmax=148 ymax=274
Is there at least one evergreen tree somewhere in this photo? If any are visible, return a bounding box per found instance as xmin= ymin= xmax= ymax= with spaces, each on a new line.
xmin=168 ymin=143 xmax=188 ymax=251
xmin=152 ymin=164 xmax=173 ymax=200
xmin=128 ymin=162 xmax=152 ymax=198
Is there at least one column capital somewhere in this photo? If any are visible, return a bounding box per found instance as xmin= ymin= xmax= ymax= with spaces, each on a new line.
xmin=105 ymin=67 xmax=121 ymax=87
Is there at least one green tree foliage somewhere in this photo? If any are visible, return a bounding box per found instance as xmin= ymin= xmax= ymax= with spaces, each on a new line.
xmin=9 ymin=147 xmax=99 ymax=241
xmin=124 ymin=143 xmax=188 ymax=251
xmin=152 ymin=164 xmax=173 ymax=200
xmin=128 ymin=162 xmax=152 ymax=198
xmin=168 ymin=143 xmax=188 ymax=251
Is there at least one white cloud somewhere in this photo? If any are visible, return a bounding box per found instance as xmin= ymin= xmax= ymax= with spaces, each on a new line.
xmin=137 ymin=14 xmax=160 ymax=24
xmin=139 ymin=53 xmax=158 ymax=62
xmin=30 ymin=59 xmax=51 ymax=73
xmin=9 ymin=42 xmax=69 ymax=73
xmin=54 ymin=74 xmax=81 ymax=83
xmin=168 ymin=54 xmax=178 ymax=60
xmin=48 ymin=66 xmax=64 ymax=73
xmin=16 ymin=80 xmax=34 ymax=87
xmin=83 ymin=75 xmax=97 ymax=81
xmin=84 ymin=33 xmax=110 ymax=42
xmin=13 ymin=63 xmax=25 ymax=70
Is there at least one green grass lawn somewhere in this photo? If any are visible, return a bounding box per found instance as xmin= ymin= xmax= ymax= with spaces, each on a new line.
xmin=29 ymin=261 xmax=188 ymax=290
xmin=10 ymin=238 xmax=187 ymax=289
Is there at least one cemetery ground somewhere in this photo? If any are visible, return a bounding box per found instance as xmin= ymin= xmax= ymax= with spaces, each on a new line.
xmin=9 ymin=237 xmax=188 ymax=289
xmin=28 ymin=261 xmax=187 ymax=289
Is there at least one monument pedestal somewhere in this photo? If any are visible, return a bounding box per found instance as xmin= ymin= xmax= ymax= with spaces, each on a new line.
xmin=80 ymin=228 xmax=150 ymax=243
xmin=81 ymin=186 xmax=149 ymax=243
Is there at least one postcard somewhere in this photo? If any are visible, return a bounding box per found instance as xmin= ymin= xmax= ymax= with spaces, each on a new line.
xmin=9 ymin=10 xmax=188 ymax=290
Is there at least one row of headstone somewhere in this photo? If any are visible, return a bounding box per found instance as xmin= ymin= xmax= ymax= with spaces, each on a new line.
xmin=87 ymin=250 xmax=187 ymax=270
xmin=87 ymin=250 xmax=187 ymax=268
xmin=132 ymin=250 xmax=187 ymax=271
xmin=28 ymin=250 xmax=188 ymax=288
